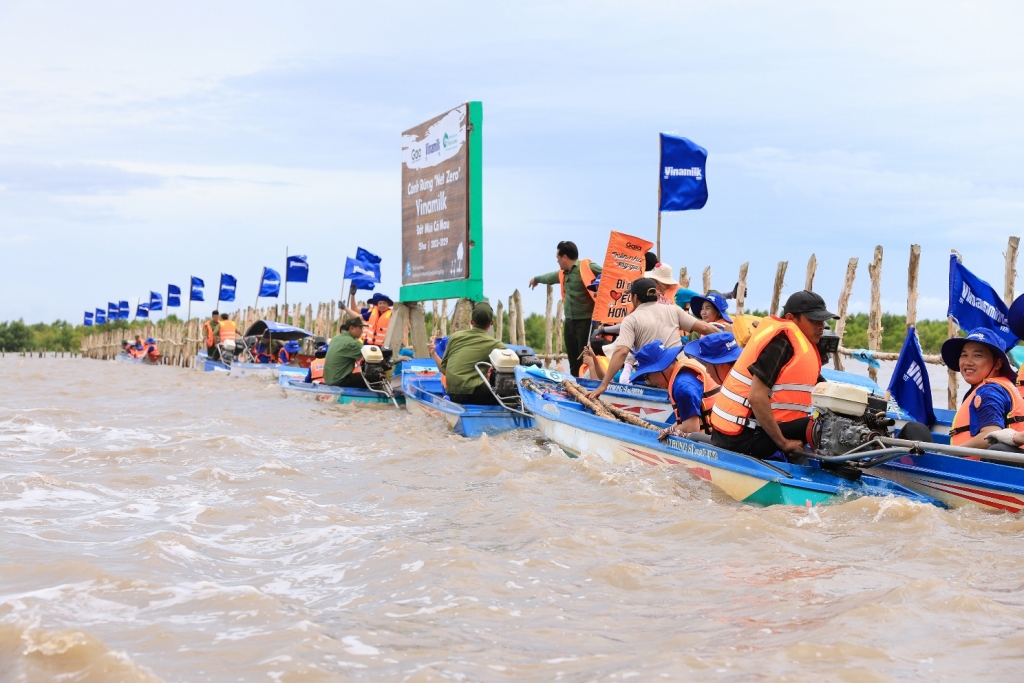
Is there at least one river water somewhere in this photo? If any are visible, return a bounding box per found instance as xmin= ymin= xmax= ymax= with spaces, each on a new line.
xmin=2 ymin=356 xmax=1024 ymax=682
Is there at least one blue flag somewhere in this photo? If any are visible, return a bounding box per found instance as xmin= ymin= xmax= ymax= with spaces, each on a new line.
xmin=149 ymin=291 xmax=163 ymax=311
xmin=108 ymin=302 xmax=118 ymax=320
xmin=167 ymin=284 xmax=181 ymax=308
xmin=659 ymin=134 xmax=708 ymax=212
xmin=947 ymin=255 xmax=1016 ymax=347
xmin=136 ymin=302 xmax=150 ymax=319
xmin=344 ymin=257 xmax=381 ymax=290
xmin=118 ymin=301 xmax=130 ymax=320
xmin=286 ymin=255 xmax=309 ymax=283
xmin=95 ymin=308 xmax=106 ymax=324
xmin=355 ymin=247 xmax=381 ymax=265
xmin=84 ymin=311 xmax=94 ymax=327
xmin=219 ymin=273 xmax=237 ymax=302
xmin=888 ymin=326 xmax=935 ymax=426
xmin=190 ymin=276 xmax=205 ymax=302
xmin=259 ymin=267 xmax=281 ymax=297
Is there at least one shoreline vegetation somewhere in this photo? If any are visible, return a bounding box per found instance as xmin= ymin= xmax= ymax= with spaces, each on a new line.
xmin=0 ymin=312 xmax=955 ymax=355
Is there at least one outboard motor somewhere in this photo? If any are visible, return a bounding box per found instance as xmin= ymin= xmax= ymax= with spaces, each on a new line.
xmin=220 ymin=338 xmax=237 ymax=365
xmin=808 ymin=382 xmax=894 ymax=456
xmin=360 ymin=345 xmax=397 ymax=405
xmin=513 ymin=347 xmax=542 ymax=368
xmin=488 ymin=348 xmax=522 ymax=400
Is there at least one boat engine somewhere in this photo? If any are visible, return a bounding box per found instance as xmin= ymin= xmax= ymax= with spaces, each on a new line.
xmin=512 ymin=347 xmax=542 ymax=368
xmin=817 ymin=327 xmax=840 ymax=365
xmin=360 ymin=345 xmax=395 ymax=389
xmin=220 ymin=338 xmax=237 ymax=364
xmin=808 ymin=382 xmax=894 ymax=456
xmin=488 ymin=348 xmax=522 ymax=400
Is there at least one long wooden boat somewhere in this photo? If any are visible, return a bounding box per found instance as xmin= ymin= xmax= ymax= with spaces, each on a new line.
xmin=115 ymin=353 xmax=157 ymax=365
xmin=515 ymin=366 xmax=942 ymax=508
xmin=193 ymin=351 xmax=229 ymax=372
xmin=401 ymin=358 xmax=534 ymax=437
xmin=277 ymin=373 xmax=403 ymax=405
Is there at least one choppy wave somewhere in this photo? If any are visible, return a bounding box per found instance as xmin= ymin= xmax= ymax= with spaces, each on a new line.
xmin=2 ymin=357 xmax=1024 ymax=680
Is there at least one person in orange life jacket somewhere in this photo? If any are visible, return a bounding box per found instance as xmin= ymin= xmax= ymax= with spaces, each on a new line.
xmin=277 ymin=340 xmax=301 ymax=364
xmin=304 ymin=340 xmax=329 ymax=384
xmin=203 ymin=311 xmax=220 ymax=361
xmin=580 ymin=336 xmax=620 ymax=381
xmin=530 ymin=240 xmax=603 ymax=377
xmin=251 ymin=333 xmax=274 ymax=363
xmin=925 ymin=328 xmax=1024 ymax=451
xmin=345 ymin=289 xmax=393 ymax=345
xmin=142 ymin=337 xmax=159 ymax=361
xmin=644 ymin=263 xmax=681 ymax=307
xmin=129 ymin=335 xmax=145 ymax=358
xmin=710 ymin=290 xmax=835 ymax=459
xmin=587 ymin=278 xmax=717 ymax=400
xmin=632 ymin=332 xmax=742 ymax=440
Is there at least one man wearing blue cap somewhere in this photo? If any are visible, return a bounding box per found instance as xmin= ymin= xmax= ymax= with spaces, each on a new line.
xmin=936 ymin=328 xmax=1024 ymax=450
xmin=632 ymin=332 xmax=742 ymax=439
xmin=277 ymin=340 xmax=301 ymax=365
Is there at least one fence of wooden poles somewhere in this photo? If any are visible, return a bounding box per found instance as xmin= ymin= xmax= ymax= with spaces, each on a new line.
xmin=80 ymin=236 xmax=1021 ymax=410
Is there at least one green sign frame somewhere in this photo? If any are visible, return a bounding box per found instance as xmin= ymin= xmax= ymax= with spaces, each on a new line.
xmin=399 ymin=101 xmax=483 ymax=303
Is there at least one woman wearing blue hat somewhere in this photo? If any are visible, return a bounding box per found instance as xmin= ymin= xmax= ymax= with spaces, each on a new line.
xmin=688 ymin=292 xmax=732 ymax=337
xmin=631 ymin=332 xmax=742 ymax=439
xmin=277 ymin=339 xmax=302 ymax=365
xmin=940 ymin=328 xmax=1024 ymax=449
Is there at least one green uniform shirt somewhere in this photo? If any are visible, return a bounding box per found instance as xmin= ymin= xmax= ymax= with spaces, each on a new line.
xmin=323 ymin=333 xmax=364 ymax=386
xmin=441 ymin=327 xmax=507 ymax=395
xmin=533 ymin=261 xmax=602 ymax=320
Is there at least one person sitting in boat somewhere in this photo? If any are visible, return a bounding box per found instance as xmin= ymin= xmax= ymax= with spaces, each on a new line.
xmin=142 ymin=337 xmax=159 ymax=362
xmin=277 ymin=340 xmax=301 ymax=365
xmin=587 ymin=278 xmax=717 ymax=400
xmin=644 ymin=263 xmax=681 ymax=306
xmin=931 ymin=328 xmax=1024 ymax=451
xmin=710 ymin=290 xmax=835 ymax=459
xmin=304 ymin=340 xmax=328 ymax=384
xmin=128 ymin=335 xmax=145 ymax=358
xmin=429 ymin=302 xmax=506 ymax=405
xmin=324 ymin=318 xmax=367 ymax=388
xmin=688 ymin=292 xmax=733 ymax=336
xmin=120 ymin=340 xmax=132 ymax=356
xmin=251 ymin=333 xmax=274 ymax=363
xmin=579 ymin=336 xmax=622 ymax=382
xmin=203 ymin=311 xmax=220 ymax=361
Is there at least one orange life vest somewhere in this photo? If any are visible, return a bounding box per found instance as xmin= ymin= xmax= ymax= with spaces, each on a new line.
xmin=278 ymin=349 xmax=292 ymax=364
xmin=364 ymin=308 xmax=392 ymax=346
xmin=219 ymin=319 xmax=237 ymax=343
xmin=1017 ymin=365 xmax=1024 ymax=394
xmin=710 ymin=317 xmax=820 ymax=436
xmin=659 ymin=283 xmax=681 ymax=307
xmin=558 ymin=259 xmax=597 ymax=302
xmin=202 ymin=320 xmax=217 ymax=347
xmin=950 ymin=376 xmax=1024 ymax=446
xmin=667 ymin=358 xmax=721 ymax=434
xmin=578 ymin=355 xmax=610 ymax=379
xmin=309 ymin=358 xmax=325 ymax=383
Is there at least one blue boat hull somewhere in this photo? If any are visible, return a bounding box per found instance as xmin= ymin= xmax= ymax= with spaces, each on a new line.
xmin=278 ymin=373 xmax=402 ymax=405
xmin=402 ymin=368 xmax=535 ymax=438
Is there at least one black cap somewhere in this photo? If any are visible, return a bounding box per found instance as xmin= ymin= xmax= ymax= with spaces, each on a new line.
xmin=472 ymin=301 xmax=494 ymax=327
xmin=627 ymin=277 xmax=659 ymax=302
xmin=782 ymin=291 xmax=838 ymax=321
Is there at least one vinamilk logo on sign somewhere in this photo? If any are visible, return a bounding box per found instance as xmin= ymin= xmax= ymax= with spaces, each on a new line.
xmin=402 ymin=106 xmax=466 ymax=171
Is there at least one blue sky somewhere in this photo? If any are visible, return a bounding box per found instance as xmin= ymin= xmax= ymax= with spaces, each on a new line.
xmin=2 ymin=1 xmax=1024 ymax=324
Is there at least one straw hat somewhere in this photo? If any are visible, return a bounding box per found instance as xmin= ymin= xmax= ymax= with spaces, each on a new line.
xmin=644 ymin=263 xmax=678 ymax=286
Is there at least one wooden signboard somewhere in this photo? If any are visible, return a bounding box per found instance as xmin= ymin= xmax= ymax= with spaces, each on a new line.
xmin=399 ymin=102 xmax=483 ymax=302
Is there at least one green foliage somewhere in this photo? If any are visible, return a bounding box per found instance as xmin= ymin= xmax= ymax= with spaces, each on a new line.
xmin=836 ymin=314 xmax=949 ymax=354
xmin=0 ymin=321 xmax=35 ymax=351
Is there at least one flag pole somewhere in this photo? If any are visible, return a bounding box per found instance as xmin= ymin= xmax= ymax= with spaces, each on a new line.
xmin=216 ymin=273 xmax=222 ymax=313
xmin=656 ymin=157 xmax=662 ymax=258
xmin=255 ymin=267 xmax=263 ymax=311
xmin=284 ymin=246 xmax=289 ymax=315
xmin=187 ymin=279 xmax=192 ymax=323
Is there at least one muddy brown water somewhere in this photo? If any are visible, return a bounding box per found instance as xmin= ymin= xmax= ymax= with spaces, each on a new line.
xmin=1 ymin=357 xmax=1023 ymax=682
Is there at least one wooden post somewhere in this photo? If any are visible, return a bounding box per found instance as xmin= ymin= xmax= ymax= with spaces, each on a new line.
xmin=514 ymin=289 xmax=526 ymax=346
xmin=834 ymin=257 xmax=858 ymax=371
xmin=867 ymin=246 xmax=884 ymax=384
xmin=544 ymin=285 xmax=553 ymax=356
xmin=656 ymin=211 xmax=662 ymax=262
xmin=805 ymin=254 xmax=817 ymax=291
xmin=431 ymin=300 xmax=439 ymax=337
xmin=770 ymin=261 xmax=788 ymax=317
xmin=440 ymin=299 xmax=449 ymax=337
xmin=735 ymin=262 xmax=749 ymax=315
xmin=948 ymin=250 xmax=963 ymax=410
xmin=495 ymin=300 xmax=504 ymax=343
xmin=702 ymin=267 xmax=712 ymax=295
xmin=907 ymin=244 xmax=921 ymax=331
xmin=679 ymin=267 xmax=690 ymax=289
xmin=451 ymin=298 xmax=473 ymax=334
xmin=1006 ymin=236 xmax=1020 ymax=304
xmin=507 ymin=295 xmax=516 ymax=345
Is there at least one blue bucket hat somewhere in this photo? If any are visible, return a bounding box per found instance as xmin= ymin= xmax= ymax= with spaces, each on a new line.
xmin=367 ymin=293 xmax=394 ymax=306
xmin=145 ymin=338 xmax=155 ymax=344
xmin=684 ymin=332 xmax=742 ymax=365
xmin=632 ymin=341 xmax=683 ymax=379
xmin=283 ymin=340 xmax=301 ymax=353
xmin=940 ymin=327 xmax=1015 ymax=380
xmin=674 ymin=287 xmax=701 ymax=310
xmin=689 ymin=292 xmax=732 ymax=323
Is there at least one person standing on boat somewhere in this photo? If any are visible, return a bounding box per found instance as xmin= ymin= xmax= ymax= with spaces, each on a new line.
xmin=324 ymin=318 xmax=367 ymax=388
xmin=430 ymin=302 xmax=506 ymax=405
xmin=529 ymin=241 xmax=602 ymax=377
xmin=932 ymin=328 xmax=1024 ymax=450
xmin=709 ymin=291 xmax=834 ymax=459
xmin=203 ymin=311 xmax=220 ymax=361
xmin=586 ymin=278 xmax=716 ymax=399
xmin=644 ymin=263 xmax=681 ymax=306
xmin=346 ymin=291 xmax=393 ymax=347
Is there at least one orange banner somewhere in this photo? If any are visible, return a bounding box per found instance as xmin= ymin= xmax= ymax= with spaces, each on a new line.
xmin=591 ymin=231 xmax=653 ymax=326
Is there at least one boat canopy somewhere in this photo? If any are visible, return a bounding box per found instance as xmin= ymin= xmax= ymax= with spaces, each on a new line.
xmin=243 ymin=320 xmax=313 ymax=341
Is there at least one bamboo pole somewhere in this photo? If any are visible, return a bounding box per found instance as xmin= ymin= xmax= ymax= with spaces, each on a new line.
xmin=805 ymin=254 xmax=817 ymax=291
xmin=1006 ymin=236 xmax=1020 ymax=304
xmin=770 ymin=261 xmax=788 ymax=317
xmin=679 ymin=267 xmax=690 ymax=289
xmin=440 ymin=299 xmax=449 ymax=337
xmin=833 ymin=257 xmax=858 ymax=371
xmin=949 ymin=250 xmax=963 ymax=410
xmin=907 ymin=244 xmax=921 ymax=331
xmin=495 ymin=300 xmax=504 ymax=343
xmin=431 ymin=300 xmax=439 ymax=337
xmin=544 ymin=285 xmax=553 ymax=356
xmin=735 ymin=262 xmax=749 ymax=315
xmin=702 ymin=267 xmax=712 ymax=295
xmin=867 ymin=246 xmax=884 ymax=384
xmin=514 ymin=289 xmax=526 ymax=346
xmin=507 ymin=295 xmax=516 ymax=345
xmin=561 ymin=381 xmax=615 ymax=419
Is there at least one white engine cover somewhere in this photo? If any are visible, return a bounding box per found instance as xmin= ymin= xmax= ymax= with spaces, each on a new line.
xmin=811 ymin=381 xmax=868 ymax=417
xmin=361 ymin=345 xmax=384 ymax=363
xmin=489 ymin=348 xmax=520 ymax=371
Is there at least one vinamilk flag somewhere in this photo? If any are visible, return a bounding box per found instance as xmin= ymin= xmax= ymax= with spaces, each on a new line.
xmin=948 ymin=255 xmax=1016 ymax=347
xmin=887 ymin=326 xmax=935 ymax=426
